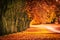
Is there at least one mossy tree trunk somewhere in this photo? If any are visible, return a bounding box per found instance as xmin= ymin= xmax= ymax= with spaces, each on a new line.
xmin=0 ymin=0 xmax=31 ymax=36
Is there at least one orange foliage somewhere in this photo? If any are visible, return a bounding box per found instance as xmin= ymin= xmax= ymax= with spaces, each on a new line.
xmin=26 ymin=1 xmax=56 ymax=25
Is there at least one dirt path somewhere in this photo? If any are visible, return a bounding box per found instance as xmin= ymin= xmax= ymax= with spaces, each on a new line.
xmin=0 ymin=24 xmax=60 ymax=40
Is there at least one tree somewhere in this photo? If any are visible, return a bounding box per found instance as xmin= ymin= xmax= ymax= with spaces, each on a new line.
xmin=26 ymin=1 xmax=56 ymax=25
xmin=0 ymin=0 xmax=31 ymax=36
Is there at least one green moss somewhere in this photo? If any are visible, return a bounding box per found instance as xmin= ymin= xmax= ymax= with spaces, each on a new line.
xmin=0 ymin=0 xmax=31 ymax=36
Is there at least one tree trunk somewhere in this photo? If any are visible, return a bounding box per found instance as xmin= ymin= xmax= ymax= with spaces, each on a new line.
xmin=0 ymin=0 xmax=31 ymax=36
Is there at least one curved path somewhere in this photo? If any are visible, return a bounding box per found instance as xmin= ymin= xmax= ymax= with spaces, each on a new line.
xmin=0 ymin=24 xmax=60 ymax=40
